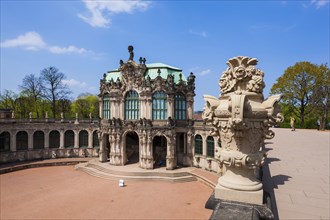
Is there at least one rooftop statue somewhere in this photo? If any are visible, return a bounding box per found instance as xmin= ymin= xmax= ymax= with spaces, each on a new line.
xmin=202 ymin=56 xmax=283 ymax=206
xmin=128 ymin=45 xmax=134 ymax=61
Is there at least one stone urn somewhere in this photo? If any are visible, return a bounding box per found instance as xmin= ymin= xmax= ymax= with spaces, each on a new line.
xmin=202 ymin=56 xmax=283 ymax=205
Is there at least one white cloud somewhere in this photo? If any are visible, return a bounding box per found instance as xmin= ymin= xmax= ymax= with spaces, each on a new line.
xmin=0 ymin=32 xmax=46 ymax=50
xmin=62 ymin=79 xmax=88 ymax=88
xmin=200 ymin=69 xmax=211 ymax=76
xmin=78 ymin=0 xmax=152 ymax=28
xmin=311 ymin=0 xmax=329 ymax=8
xmin=1 ymin=31 xmax=95 ymax=56
xmin=189 ymin=29 xmax=207 ymax=38
xmin=48 ymin=45 xmax=89 ymax=55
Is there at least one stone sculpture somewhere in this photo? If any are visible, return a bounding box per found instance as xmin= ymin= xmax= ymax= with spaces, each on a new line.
xmin=202 ymin=56 xmax=283 ymax=205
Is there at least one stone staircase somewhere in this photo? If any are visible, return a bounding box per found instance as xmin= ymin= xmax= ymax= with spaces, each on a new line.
xmin=75 ymin=160 xmax=198 ymax=183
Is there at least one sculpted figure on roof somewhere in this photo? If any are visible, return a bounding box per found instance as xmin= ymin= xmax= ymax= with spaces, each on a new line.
xmin=128 ymin=45 xmax=134 ymax=61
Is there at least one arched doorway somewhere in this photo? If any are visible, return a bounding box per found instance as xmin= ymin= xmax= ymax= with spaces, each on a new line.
xmin=153 ymin=136 xmax=167 ymax=168
xmin=125 ymin=132 xmax=139 ymax=164
xmin=0 ymin=132 xmax=10 ymax=151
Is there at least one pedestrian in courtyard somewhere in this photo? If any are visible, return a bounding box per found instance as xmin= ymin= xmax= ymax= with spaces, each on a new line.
xmin=316 ymin=119 xmax=320 ymax=130
xmin=290 ymin=115 xmax=296 ymax=131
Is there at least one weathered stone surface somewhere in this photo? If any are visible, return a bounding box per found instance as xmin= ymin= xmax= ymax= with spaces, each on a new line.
xmin=202 ymin=56 xmax=283 ymax=205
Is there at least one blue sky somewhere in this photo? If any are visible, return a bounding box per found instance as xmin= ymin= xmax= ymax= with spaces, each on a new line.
xmin=1 ymin=0 xmax=329 ymax=111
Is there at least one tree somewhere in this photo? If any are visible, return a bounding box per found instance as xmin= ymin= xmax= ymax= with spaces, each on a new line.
xmin=270 ymin=62 xmax=319 ymax=126
xmin=40 ymin=67 xmax=72 ymax=118
xmin=71 ymin=94 xmax=99 ymax=119
xmin=0 ymin=90 xmax=18 ymax=110
xmin=19 ymin=74 xmax=43 ymax=118
xmin=311 ymin=64 xmax=330 ymax=130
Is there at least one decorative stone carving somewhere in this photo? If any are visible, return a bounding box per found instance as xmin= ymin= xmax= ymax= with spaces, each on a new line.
xmin=202 ymin=56 xmax=283 ymax=205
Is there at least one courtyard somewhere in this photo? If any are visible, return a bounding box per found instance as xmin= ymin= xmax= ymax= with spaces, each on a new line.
xmin=0 ymin=128 xmax=329 ymax=220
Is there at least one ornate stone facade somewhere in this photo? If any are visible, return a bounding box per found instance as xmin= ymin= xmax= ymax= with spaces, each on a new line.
xmin=98 ymin=46 xmax=196 ymax=170
xmin=0 ymin=47 xmax=222 ymax=174
xmin=202 ymin=56 xmax=283 ymax=204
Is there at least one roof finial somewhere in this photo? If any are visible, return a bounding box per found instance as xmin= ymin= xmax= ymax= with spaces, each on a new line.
xmin=128 ymin=45 xmax=134 ymax=61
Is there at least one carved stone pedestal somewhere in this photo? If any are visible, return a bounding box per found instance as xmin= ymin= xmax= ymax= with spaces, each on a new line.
xmin=205 ymin=191 xmax=274 ymax=220
xmin=202 ymin=56 xmax=283 ymax=218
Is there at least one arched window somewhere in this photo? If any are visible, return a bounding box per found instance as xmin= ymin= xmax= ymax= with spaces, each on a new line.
xmin=207 ymin=136 xmax=214 ymax=157
xmin=33 ymin=130 xmax=44 ymax=149
xmin=125 ymin=90 xmax=139 ymax=120
xmin=64 ymin=130 xmax=74 ymax=148
xmin=152 ymin=91 xmax=167 ymax=120
xmin=49 ymin=130 xmax=60 ymax=148
xmin=0 ymin=132 xmax=10 ymax=151
xmin=194 ymin=135 xmax=203 ymax=155
xmin=174 ymin=94 xmax=186 ymax=120
xmin=93 ymin=130 xmax=99 ymax=147
xmin=103 ymin=94 xmax=110 ymax=119
xmin=16 ymin=131 xmax=28 ymax=150
xmin=79 ymin=130 xmax=89 ymax=148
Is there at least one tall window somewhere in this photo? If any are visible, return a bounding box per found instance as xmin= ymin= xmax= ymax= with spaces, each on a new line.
xmin=125 ymin=90 xmax=139 ymax=120
xmin=194 ymin=135 xmax=203 ymax=155
xmin=103 ymin=95 xmax=110 ymax=119
xmin=174 ymin=94 xmax=186 ymax=120
xmin=152 ymin=91 xmax=167 ymax=120
xmin=207 ymin=136 xmax=214 ymax=157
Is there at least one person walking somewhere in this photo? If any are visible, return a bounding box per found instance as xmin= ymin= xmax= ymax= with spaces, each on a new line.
xmin=290 ymin=115 xmax=296 ymax=131
xmin=316 ymin=119 xmax=320 ymax=130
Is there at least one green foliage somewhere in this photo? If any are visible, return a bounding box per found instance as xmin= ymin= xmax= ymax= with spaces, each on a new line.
xmin=71 ymin=94 xmax=99 ymax=118
xmin=272 ymin=62 xmax=330 ymax=129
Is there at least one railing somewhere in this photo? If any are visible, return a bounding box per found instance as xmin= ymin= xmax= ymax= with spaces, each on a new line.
xmin=0 ymin=118 xmax=100 ymax=124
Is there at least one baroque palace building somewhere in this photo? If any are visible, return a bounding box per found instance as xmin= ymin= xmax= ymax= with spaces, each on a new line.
xmin=0 ymin=46 xmax=221 ymax=173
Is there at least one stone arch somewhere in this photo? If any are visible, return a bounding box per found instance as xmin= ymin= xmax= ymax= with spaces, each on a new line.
xmin=64 ymin=130 xmax=74 ymax=148
xmin=49 ymin=130 xmax=60 ymax=148
xmin=16 ymin=131 xmax=28 ymax=150
xmin=0 ymin=131 xmax=10 ymax=151
xmin=79 ymin=130 xmax=89 ymax=148
xmin=33 ymin=130 xmax=45 ymax=149
xmin=92 ymin=130 xmax=99 ymax=147
xmin=122 ymin=130 xmax=140 ymax=165
xmin=152 ymin=133 xmax=168 ymax=168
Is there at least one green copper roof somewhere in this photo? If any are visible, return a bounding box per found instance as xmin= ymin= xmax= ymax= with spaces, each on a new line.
xmin=105 ymin=63 xmax=187 ymax=84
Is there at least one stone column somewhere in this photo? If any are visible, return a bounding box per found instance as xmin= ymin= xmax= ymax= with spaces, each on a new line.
xmin=59 ymin=130 xmax=64 ymax=149
xmin=99 ymin=97 xmax=103 ymax=119
xmin=167 ymin=95 xmax=173 ymax=118
xmin=28 ymin=131 xmax=33 ymax=150
xmin=88 ymin=130 xmax=93 ymax=148
xmin=44 ymin=131 xmax=49 ymax=149
xmin=99 ymin=132 xmax=107 ymax=162
xmin=10 ymin=131 xmax=16 ymax=152
xmin=147 ymin=98 xmax=152 ymax=119
xmin=74 ymin=130 xmax=79 ymax=148
xmin=202 ymin=135 xmax=207 ymax=157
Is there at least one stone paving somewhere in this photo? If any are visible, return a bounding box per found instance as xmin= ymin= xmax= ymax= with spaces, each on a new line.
xmin=263 ymin=128 xmax=330 ymax=220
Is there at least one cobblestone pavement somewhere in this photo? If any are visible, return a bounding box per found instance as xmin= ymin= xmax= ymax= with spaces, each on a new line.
xmin=263 ymin=128 xmax=330 ymax=220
